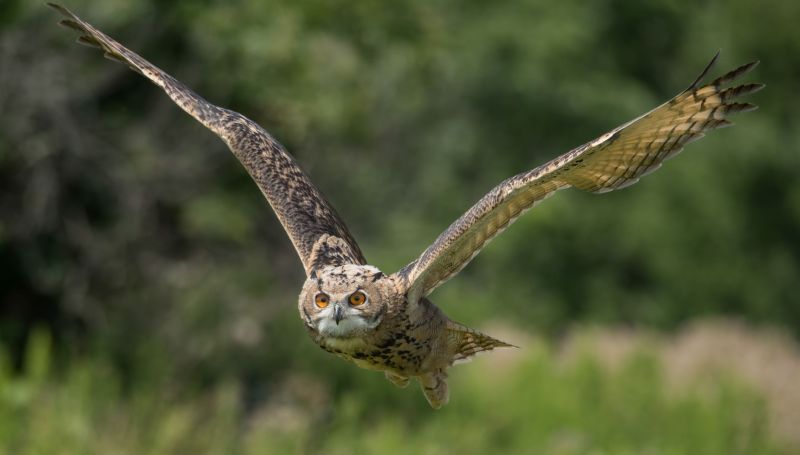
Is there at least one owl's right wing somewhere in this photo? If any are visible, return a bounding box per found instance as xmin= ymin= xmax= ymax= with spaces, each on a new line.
xmin=394 ymin=54 xmax=762 ymax=303
xmin=50 ymin=4 xmax=365 ymax=276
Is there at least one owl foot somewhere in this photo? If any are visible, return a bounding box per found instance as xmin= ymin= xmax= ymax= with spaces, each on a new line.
xmin=384 ymin=372 xmax=410 ymax=388
xmin=419 ymin=370 xmax=449 ymax=409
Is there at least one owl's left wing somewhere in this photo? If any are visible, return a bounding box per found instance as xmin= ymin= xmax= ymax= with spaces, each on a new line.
xmin=394 ymin=54 xmax=762 ymax=302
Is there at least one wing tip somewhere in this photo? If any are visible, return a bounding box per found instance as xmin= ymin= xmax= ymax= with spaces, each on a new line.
xmin=685 ymin=53 xmax=762 ymax=93
xmin=710 ymin=59 xmax=761 ymax=88
xmin=47 ymin=2 xmax=75 ymax=19
xmin=742 ymin=60 xmax=761 ymax=72
xmin=685 ymin=51 xmax=721 ymax=92
xmin=736 ymin=59 xmax=761 ymax=76
xmin=728 ymin=102 xmax=759 ymax=115
xmin=51 ymin=4 xmax=94 ymax=45
xmin=57 ymin=18 xmax=82 ymax=31
xmin=738 ymin=82 xmax=766 ymax=96
xmin=75 ymin=35 xmax=101 ymax=49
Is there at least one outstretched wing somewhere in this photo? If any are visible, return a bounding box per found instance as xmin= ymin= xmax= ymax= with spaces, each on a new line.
xmin=49 ymin=3 xmax=365 ymax=275
xmin=396 ymin=53 xmax=763 ymax=302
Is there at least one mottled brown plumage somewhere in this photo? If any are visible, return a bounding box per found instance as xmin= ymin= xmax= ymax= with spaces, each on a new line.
xmin=397 ymin=53 xmax=763 ymax=303
xmin=51 ymin=3 xmax=762 ymax=408
xmin=48 ymin=3 xmax=365 ymax=276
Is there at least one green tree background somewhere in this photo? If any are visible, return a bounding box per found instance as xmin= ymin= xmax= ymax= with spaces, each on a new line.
xmin=0 ymin=0 xmax=798 ymax=453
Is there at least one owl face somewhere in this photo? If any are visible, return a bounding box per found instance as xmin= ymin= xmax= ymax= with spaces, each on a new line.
xmin=299 ymin=264 xmax=394 ymax=339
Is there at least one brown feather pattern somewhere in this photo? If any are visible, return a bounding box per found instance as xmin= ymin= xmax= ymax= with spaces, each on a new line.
xmin=49 ymin=3 xmax=365 ymax=275
xmin=397 ymin=55 xmax=763 ymax=300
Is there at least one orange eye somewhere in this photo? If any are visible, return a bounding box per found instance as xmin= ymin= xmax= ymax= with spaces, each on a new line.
xmin=314 ymin=293 xmax=330 ymax=308
xmin=349 ymin=291 xmax=367 ymax=306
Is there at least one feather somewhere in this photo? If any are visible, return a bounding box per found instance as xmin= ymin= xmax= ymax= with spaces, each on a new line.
xmin=49 ymin=3 xmax=365 ymax=275
xmin=396 ymin=53 xmax=762 ymax=300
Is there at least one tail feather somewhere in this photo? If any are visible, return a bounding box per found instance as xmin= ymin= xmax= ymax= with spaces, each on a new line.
xmin=446 ymin=321 xmax=515 ymax=364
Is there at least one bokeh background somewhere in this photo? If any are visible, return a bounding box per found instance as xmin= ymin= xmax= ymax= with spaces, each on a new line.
xmin=2 ymin=0 xmax=799 ymax=453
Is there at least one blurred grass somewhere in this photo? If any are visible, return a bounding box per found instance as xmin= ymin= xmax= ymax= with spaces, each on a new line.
xmin=0 ymin=322 xmax=791 ymax=455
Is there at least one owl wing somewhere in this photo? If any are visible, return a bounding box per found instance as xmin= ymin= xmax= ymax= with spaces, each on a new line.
xmin=395 ymin=53 xmax=762 ymax=302
xmin=50 ymin=4 xmax=366 ymax=275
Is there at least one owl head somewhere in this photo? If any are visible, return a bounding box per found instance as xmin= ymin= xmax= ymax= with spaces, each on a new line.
xmin=298 ymin=264 xmax=395 ymax=339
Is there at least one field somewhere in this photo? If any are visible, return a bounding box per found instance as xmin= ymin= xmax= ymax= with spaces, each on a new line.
xmin=3 ymin=320 xmax=797 ymax=454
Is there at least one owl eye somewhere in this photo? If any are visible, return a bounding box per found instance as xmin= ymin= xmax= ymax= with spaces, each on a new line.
xmin=348 ymin=291 xmax=367 ymax=306
xmin=314 ymin=293 xmax=330 ymax=308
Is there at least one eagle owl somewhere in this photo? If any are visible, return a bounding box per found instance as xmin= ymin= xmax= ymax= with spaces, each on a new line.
xmin=51 ymin=4 xmax=762 ymax=408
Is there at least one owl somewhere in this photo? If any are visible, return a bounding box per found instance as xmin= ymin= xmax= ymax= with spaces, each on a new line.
xmin=51 ymin=3 xmax=762 ymax=408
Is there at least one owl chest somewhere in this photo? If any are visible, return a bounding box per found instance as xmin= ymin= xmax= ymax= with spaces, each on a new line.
xmin=319 ymin=322 xmax=434 ymax=375
xmin=328 ymin=337 xmax=431 ymax=374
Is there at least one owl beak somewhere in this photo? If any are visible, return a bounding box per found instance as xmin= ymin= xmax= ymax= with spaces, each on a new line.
xmin=333 ymin=304 xmax=345 ymax=325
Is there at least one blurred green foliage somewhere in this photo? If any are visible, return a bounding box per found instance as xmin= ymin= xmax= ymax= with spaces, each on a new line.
xmin=0 ymin=0 xmax=798 ymax=451
xmin=0 ymin=329 xmax=781 ymax=454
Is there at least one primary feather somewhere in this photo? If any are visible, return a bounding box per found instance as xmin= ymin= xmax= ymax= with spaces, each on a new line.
xmin=49 ymin=2 xmax=365 ymax=276
xmin=397 ymin=54 xmax=763 ymax=302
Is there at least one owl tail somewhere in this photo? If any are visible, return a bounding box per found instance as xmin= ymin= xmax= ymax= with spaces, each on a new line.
xmin=446 ymin=322 xmax=516 ymax=364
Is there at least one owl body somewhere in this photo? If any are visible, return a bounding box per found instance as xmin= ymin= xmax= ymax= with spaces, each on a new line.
xmin=298 ymin=264 xmax=480 ymax=407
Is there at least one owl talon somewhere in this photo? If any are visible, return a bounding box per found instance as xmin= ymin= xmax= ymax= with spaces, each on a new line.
xmin=419 ymin=370 xmax=449 ymax=409
xmin=385 ymin=372 xmax=410 ymax=388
